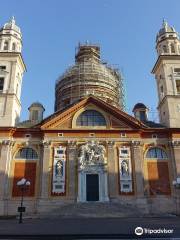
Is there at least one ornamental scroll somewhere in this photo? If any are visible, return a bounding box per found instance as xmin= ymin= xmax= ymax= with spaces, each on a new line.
xmin=52 ymin=146 xmax=66 ymax=194
xmin=118 ymin=146 xmax=133 ymax=193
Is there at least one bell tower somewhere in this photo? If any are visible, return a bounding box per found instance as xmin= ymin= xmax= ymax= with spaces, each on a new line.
xmin=0 ymin=17 xmax=26 ymax=126
xmin=152 ymin=20 xmax=180 ymax=127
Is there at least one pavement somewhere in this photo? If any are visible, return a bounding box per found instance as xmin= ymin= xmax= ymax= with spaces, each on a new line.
xmin=0 ymin=216 xmax=180 ymax=239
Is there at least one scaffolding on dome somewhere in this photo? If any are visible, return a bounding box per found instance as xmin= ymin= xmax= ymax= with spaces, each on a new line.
xmin=55 ymin=44 xmax=126 ymax=112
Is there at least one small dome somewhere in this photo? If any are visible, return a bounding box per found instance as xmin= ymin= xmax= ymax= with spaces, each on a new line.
xmin=133 ymin=103 xmax=147 ymax=112
xmin=2 ymin=16 xmax=21 ymax=34
xmin=156 ymin=20 xmax=176 ymax=39
xmin=28 ymin=102 xmax=45 ymax=110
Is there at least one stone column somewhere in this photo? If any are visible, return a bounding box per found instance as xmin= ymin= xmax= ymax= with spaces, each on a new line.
xmin=132 ymin=141 xmax=144 ymax=197
xmin=67 ymin=141 xmax=77 ymax=201
xmin=0 ymin=140 xmax=14 ymax=215
xmin=40 ymin=141 xmax=51 ymax=199
xmin=107 ymin=141 xmax=118 ymax=199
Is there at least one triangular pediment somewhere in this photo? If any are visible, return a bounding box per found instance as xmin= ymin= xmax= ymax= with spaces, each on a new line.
xmin=39 ymin=96 xmax=147 ymax=130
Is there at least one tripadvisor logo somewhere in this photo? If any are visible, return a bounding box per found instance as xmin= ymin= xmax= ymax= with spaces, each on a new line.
xmin=135 ymin=227 xmax=143 ymax=236
xmin=135 ymin=226 xmax=174 ymax=236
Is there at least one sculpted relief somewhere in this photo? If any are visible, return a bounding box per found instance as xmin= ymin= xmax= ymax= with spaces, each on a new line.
xmin=78 ymin=141 xmax=106 ymax=168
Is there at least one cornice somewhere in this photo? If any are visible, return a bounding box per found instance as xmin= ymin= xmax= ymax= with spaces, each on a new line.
xmin=0 ymin=51 xmax=26 ymax=72
xmin=152 ymin=55 xmax=180 ymax=74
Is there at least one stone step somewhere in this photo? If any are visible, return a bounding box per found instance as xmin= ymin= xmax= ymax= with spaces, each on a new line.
xmin=37 ymin=202 xmax=143 ymax=218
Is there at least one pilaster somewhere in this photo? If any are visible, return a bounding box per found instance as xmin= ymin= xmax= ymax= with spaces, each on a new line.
xmin=107 ymin=141 xmax=118 ymax=198
xmin=67 ymin=141 xmax=77 ymax=200
xmin=40 ymin=140 xmax=51 ymax=199
xmin=0 ymin=140 xmax=14 ymax=216
xmin=132 ymin=141 xmax=144 ymax=197
xmin=171 ymin=140 xmax=180 ymax=176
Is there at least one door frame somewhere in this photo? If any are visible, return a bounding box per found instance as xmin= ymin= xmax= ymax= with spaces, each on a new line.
xmin=86 ymin=173 xmax=100 ymax=202
xmin=77 ymin=169 xmax=109 ymax=202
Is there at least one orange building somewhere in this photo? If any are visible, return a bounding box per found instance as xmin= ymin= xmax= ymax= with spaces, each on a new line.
xmin=0 ymin=18 xmax=180 ymax=217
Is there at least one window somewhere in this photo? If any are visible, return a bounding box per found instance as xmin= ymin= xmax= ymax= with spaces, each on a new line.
xmin=25 ymin=134 xmax=31 ymax=138
xmin=160 ymin=85 xmax=163 ymax=92
xmin=58 ymin=133 xmax=64 ymax=137
xmin=4 ymin=41 xmax=9 ymax=50
xmin=12 ymin=42 xmax=16 ymax=51
xmin=76 ymin=110 xmax=106 ymax=126
xmin=120 ymin=133 xmax=126 ymax=138
xmin=146 ymin=147 xmax=167 ymax=159
xmin=0 ymin=78 xmax=4 ymax=91
xmin=176 ymin=80 xmax=180 ymax=94
xmin=89 ymin=133 xmax=95 ymax=137
xmin=171 ymin=44 xmax=175 ymax=53
xmin=174 ymin=68 xmax=180 ymax=75
xmin=32 ymin=110 xmax=38 ymax=121
xmin=0 ymin=66 xmax=6 ymax=70
xmin=15 ymin=148 xmax=38 ymax=159
xmin=160 ymin=85 xmax=164 ymax=98
xmin=163 ymin=45 xmax=167 ymax=53
xmin=152 ymin=134 xmax=158 ymax=139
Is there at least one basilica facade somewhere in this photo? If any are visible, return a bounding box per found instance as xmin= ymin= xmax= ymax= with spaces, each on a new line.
xmin=0 ymin=18 xmax=180 ymax=216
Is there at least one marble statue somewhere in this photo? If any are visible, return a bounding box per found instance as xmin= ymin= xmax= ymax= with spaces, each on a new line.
xmin=78 ymin=141 xmax=106 ymax=167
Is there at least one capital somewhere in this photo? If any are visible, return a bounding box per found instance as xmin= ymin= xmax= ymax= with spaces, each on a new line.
xmin=131 ymin=140 xmax=141 ymax=147
xmin=2 ymin=140 xmax=14 ymax=146
xmin=68 ymin=140 xmax=77 ymax=148
xmin=42 ymin=140 xmax=51 ymax=148
xmin=171 ymin=140 xmax=180 ymax=147
xmin=106 ymin=141 xmax=115 ymax=147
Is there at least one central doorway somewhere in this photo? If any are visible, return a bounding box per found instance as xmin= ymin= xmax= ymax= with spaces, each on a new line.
xmin=86 ymin=174 xmax=99 ymax=201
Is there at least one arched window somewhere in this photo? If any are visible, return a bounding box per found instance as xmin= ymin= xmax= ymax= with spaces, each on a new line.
xmin=76 ymin=110 xmax=106 ymax=126
xmin=12 ymin=42 xmax=16 ymax=51
xmin=145 ymin=147 xmax=167 ymax=159
xmin=4 ymin=41 xmax=9 ymax=50
xmin=163 ymin=45 xmax=167 ymax=53
xmin=15 ymin=148 xmax=38 ymax=159
xmin=171 ymin=44 xmax=175 ymax=53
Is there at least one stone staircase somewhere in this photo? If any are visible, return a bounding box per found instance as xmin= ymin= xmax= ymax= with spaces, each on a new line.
xmin=36 ymin=202 xmax=144 ymax=218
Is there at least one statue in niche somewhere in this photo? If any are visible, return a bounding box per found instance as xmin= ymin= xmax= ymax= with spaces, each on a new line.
xmin=78 ymin=141 xmax=106 ymax=167
xmin=55 ymin=160 xmax=63 ymax=177
xmin=121 ymin=160 xmax=129 ymax=176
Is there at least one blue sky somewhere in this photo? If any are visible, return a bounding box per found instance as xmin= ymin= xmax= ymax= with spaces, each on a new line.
xmin=1 ymin=0 xmax=180 ymax=121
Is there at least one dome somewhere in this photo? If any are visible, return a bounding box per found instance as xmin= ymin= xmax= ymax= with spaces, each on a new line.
xmin=133 ymin=103 xmax=147 ymax=112
xmin=156 ymin=20 xmax=177 ymax=40
xmin=28 ymin=102 xmax=45 ymax=110
xmin=55 ymin=44 xmax=125 ymax=111
xmin=2 ymin=16 xmax=21 ymax=34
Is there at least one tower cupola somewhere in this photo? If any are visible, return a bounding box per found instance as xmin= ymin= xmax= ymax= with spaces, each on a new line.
xmin=156 ymin=20 xmax=180 ymax=56
xmin=0 ymin=16 xmax=22 ymax=52
xmin=133 ymin=103 xmax=149 ymax=122
xmin=28 ymin=102 xmax=45 ymax=123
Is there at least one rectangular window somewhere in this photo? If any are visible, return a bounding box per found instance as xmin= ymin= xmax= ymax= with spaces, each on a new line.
xmin=176 ymin=80 xmax=180 ymax=94
xmin=0 ymin=77 xmax=4 ymax=91
xmin=174 ymin=68 xmax=180 ymax=76
xmin=0 ymin=66 xmax=6 ymax=70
